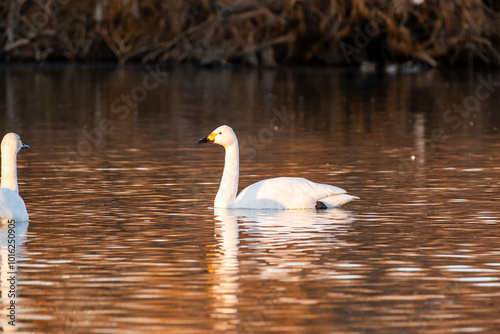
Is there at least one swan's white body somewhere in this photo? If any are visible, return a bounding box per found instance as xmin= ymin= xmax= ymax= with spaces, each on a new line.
xmin=231 ymin=177 xmax=356 ymax=209
xmin=0 ymin=133 xmax=29 ymax=223
xmin=197 ymin=125 xmax=357 ymax=210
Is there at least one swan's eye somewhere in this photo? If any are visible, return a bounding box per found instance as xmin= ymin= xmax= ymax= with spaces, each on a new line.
xmin=219 ymin=132 xmax=222 ymax=135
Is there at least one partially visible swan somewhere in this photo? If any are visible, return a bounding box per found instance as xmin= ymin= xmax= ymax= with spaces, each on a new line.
xmin=0 ymin=133 xmax=29 ymax=223
xmin=197 ymin=125 xmax=358 ymax=209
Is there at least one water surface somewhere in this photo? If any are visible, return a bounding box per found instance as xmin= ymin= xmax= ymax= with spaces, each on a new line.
xmin=1 ymin=64 xmax=500 ymax=333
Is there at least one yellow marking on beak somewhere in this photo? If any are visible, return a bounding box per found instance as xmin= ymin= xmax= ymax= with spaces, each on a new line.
xmin=207 ymin=132 xmax=218 ymax=142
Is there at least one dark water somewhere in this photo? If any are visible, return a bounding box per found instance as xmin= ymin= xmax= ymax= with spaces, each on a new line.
xmin=1 ymin=64 xmax=500 ymax=333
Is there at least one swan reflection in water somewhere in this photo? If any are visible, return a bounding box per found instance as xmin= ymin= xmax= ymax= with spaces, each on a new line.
xmin=209 ymin=208 xmax=354 ymax=330
xmin=0 ymin=219 xmax=29 ymax=331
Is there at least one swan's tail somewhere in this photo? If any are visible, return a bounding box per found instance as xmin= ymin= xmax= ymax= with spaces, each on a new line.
xmin=320 ymin=194 xmax=359 ymax=208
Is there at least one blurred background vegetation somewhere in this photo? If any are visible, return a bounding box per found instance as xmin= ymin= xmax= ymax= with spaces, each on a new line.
xmin=1 ymin=0 xmax=499 ymax=67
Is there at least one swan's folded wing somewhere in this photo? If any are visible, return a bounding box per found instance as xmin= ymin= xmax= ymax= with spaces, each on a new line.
xmin=0 ymin=188 xmax=29 ymax=222
xmin=320 ymin=194 xmax=359 ymax=208
xmin=231 ymin=177 xmax=350 ymax=209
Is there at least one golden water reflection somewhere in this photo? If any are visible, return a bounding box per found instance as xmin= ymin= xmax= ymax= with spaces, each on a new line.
xmin=0 ymin=65 xmax=500 ymax=333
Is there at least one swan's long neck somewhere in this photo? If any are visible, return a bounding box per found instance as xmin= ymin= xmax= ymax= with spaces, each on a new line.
xmin=215 ymin=143 xmax=239 ymax=208
xmin=1 ymin=150 xmax=19 ymax=193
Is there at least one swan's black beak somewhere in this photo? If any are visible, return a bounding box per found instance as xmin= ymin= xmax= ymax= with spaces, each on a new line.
xmin=196 ymin=137 xmax=211 ymax=144
xmin=21 ymin=143 xmax=29 ymax=149
xmin=196 ymin=132 xmax=217 ymax=144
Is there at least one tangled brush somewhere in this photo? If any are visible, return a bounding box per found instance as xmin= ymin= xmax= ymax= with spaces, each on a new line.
xmin=1 ymin=0 xmax=499 ymax=66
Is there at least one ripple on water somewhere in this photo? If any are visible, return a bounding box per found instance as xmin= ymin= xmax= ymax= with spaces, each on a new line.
xmin=3 ymin=66 xmax=500 ymax=333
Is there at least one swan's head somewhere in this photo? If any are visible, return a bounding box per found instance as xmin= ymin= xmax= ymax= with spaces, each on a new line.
xmin=196 ymin=125 xmax=237 ymax=147
xmin=1 ymin=133 xmax=29 ymax=155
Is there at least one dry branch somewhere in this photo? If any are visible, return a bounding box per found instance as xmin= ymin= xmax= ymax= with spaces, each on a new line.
xmin=0 ymin=0 xmax=498 ymax=66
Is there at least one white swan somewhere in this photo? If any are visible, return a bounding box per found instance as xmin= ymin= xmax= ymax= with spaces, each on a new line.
xmin=197 ymin=125 xmax=358 ymax=209
xmin=0 ymin=133 xmax=29 ymax=223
